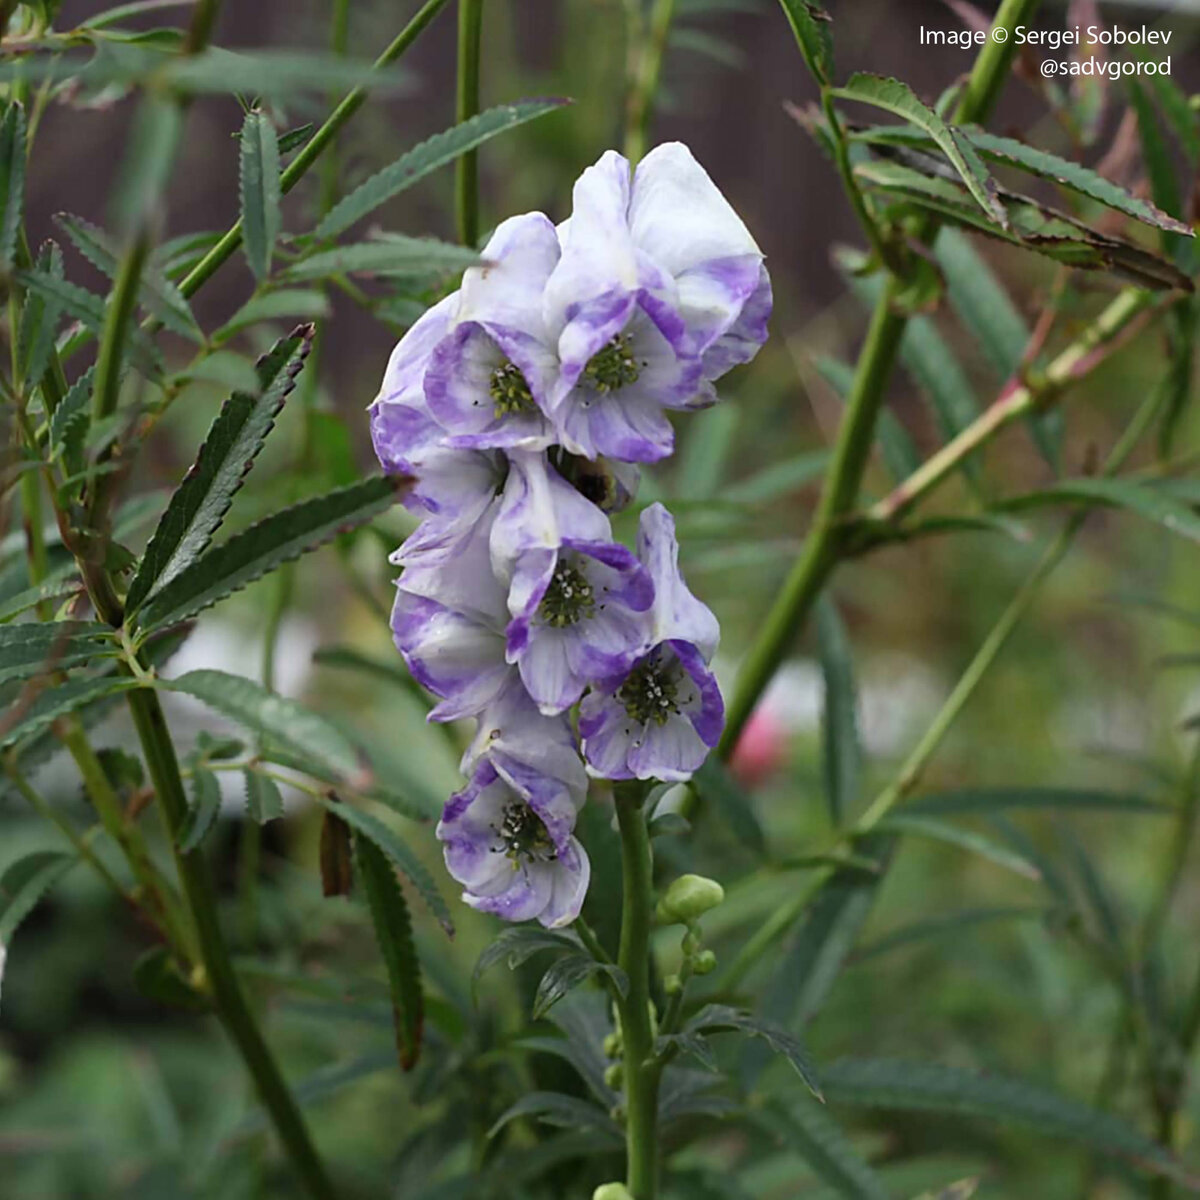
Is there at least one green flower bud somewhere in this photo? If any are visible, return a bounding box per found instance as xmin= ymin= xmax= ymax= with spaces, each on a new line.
xmin=692 ymin=949 xmax=717 ymax=975
xmin=604 ymin=1063 xmax=624 ymax=1089
xmin=681 ymin=929 xmax=701 ymax=956
xmin=594 ymin=1185 xmax=634 ymax=1200
xmin=603 ymin=1032 xmax=622 ymax=1058
xmin=660 ymin=874 xmax=725 ymax=923
xmin=664 ymin=972 xmax=683 ymax=995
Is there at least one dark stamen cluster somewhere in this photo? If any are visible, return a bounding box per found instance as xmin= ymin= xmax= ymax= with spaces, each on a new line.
xmin=538 ymin=561 xmax=596 ymax=627
xmin=583 ymin=334 xmax=641 ymax=393
xmin=489 ymin=359 xmax=535 ymax=417
xmin=618 ymin=654 xmax=679 ymax=725
xmin=495 ymin=803 xmax=556 ymax=866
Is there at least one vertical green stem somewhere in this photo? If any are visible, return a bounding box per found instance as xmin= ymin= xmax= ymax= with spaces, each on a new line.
xmin=615 ymin=783 xmax=659 ymax=1199
xmin=624 ymin=0 xmax=677 ymax=163
xmin=455 ymin=0 xmax=483 ymax=246
xmin=124 ymin=682 xmax=339 ymax=1200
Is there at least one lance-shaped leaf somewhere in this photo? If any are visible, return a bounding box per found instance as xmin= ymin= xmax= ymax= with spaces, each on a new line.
xmin=353 ymin=830 xmax=424 ymax=1070
xmin=124 ymin=326 xmax=313 ymax=616
xmin=474 ymin=926 xmax=581 ymax=991
xmin=285 ymin=236 xmax=481 ymax=282
xmin=0 ymin=101 xmax=26 ymax=269
xmin=816 ymin=594 xmax=860 ymax=825
xmin=777 ymin=0 xmax=833 ymax=86
xmin=905 ymin=786 xmax=1167 ymax=817
xmin=55 ymin=213 xmax=199 ymax=339
xmin=533 ymin=954 xmax=627 ymax=1019
xmin=316 ymin=99 xmax=569 ymax=240
xmin=821 ymin=1058 xmax=1196 ymax=1186
xmin=0 ymin=580 xmax=82 ymax=624
xmin=0 ymin=675 xmax=139 ymax=752
xmin=18 ymin=240 xmax=64 ymax=394
xmin=163 ymin=669 xmax=361 ymax=781
xmin=214 ymin=289 xmax=330 ymax=342
xmin=48 ymin=367 xmax=94 ymax=477
xmin=0 ymin=620 xmax=120 ymax=685
xmin=320 ymin=796 xmax=452 ymax=934
xmin=832 ymin=74 xmax=1005 ymax=226
xmin=244 ymin=768 xmax=285 ymax=825
xmin=1 ymin=851 xmax=75 ymax=996
xmin=488 ymin=1091 xmax=620 ymax=1140
xmin=179 ymin=767 xmax=220 ymax=852
xmin=239 ymin=109 xmax=281 ymax=281
xmin=686 ymin=1004 xmax=822 ymax=1098
xmin=135 ymin=474 xmax=406 ymax=631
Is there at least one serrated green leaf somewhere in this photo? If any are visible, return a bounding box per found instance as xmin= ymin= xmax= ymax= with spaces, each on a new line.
xmin=905 ymin=787 xmax=1167 ymax=817
xmin=833 ymin=74 xmax=1004 ymax=225
xmin=0 ymin=580 xmax=82 ymax=624
xmin=0 ymin=620 xmax=119 ymax=684
xmin=179 ymin=766 xmax=220 ymax=852
xmin=0 ymin=851 xmax=74 ymax=965
xmin=473 ymin=926 xmax=581 ymax=997
xmin=17 ymin=240 xmax=64 ymax=395
xmin=54 ymin=213 xmax=199 ymax=338
xmin=821 ymin=1058 xmax=1194 ymax=1185
xmin=0 ymin=102 xmax=26 ymax=269
xmin=756 ymin=1097 xmax=891 ymax=1200
xmin=16 ymin=268 xmax=162 ymax=376
xmin=320 ymin=796 xmax=452 ymax=934
xmin=532 ymin=953 xmax=627 ymax=1019
xmin=0 ymin=675 xmax=139 ymax=751
xmin=124 ymin=326 xmax=314 ymax=616
xmin=174 ymin=350 xmax=262 ymax=395
xmin=488 ymin=1091 xmax=620 ymax=1141
xmin=49 ymin=367 xmax=94 ymax=476
xmin=244 ymin=768 xmax=284 ymax=824
xmin=688 ymin=1004 xmax=822 ymax=1098
xmin=239 ymin=110 xmax=281 ymax=282
xmin=286 ymin=237 xmax=481 ymax=282
xmin=214 ymin=289 xmax=331 ymax=341
xmin=997 ymin=478 xmax=1200 ymax=544
xmin=353 ymin=831 xmax=424 ymax=1070
xmin=163 ymin=669 xmax=361 ymax=781
xmin=690 ymin=757 xmax=766 ymax=853
xmin=316 ymin=99 xmax=568 ymax=240
xmin=136 ymin=475 xmax=404 ymax=631
xmin=776 ymin=0 xmax=832 ymax=86
xmin=816 ymin=594 xmax=860 ymax=825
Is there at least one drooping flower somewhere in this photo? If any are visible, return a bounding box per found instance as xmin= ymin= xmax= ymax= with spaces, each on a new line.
xmin=541 ymin=143 xmax=769 ymax=463
xmin=490 ymin=453 xmax=652 ymax=714
xmin=423 ymin=214 xmax=561 ymax=451
xmin=580 ymin=503 xmax=723 ymax=781
xmin=437 ymin=757 xmax=589 ymax=927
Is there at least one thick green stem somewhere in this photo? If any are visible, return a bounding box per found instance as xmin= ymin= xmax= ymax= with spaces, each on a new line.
xmin=175 ymin=0 xmax=452 ymax=301
xmin=624 ymin=0 xmax=676 ymax=163
xmin=615 ymin=784 xmax=659 ymax=1199
xmin=91 ymin=235 xmax=149 ymax=425
xmin=715 ymin=0 xmax=1042 ymax=765
xmin=125 ymin=682 xmax=338 ymax=1200
xmin=454 ymin=0 xmax=483 ymax=246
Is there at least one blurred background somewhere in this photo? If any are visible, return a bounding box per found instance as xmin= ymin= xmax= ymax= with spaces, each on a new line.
xmin=6 ymin=0 xmax=1200 ymax=1196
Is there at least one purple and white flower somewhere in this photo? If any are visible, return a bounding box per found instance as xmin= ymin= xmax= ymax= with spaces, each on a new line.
xmin=541 ymin=143 xmax=769 ymax=463
xmin=424 ymin=214 xmax=561 ymax=451
xmin=580 ymin=504 xmax=724 ymax=782
xmin=437 ymin=757 xmax=589 ymax=928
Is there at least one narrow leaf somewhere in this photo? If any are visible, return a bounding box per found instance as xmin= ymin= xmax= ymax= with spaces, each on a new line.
xmin=776 ymin=0 xmax=833 ymax=87
xmin=816 ymin=594 xmax=860 ymax=825
xmin=532 ymin=953 xmax=627 ymax=1019
xmin=316 ymin=99 xmax=568 ymax=240
xmin=285 ymin=237 xmax=481 ymax=282
xmin=905 ymin=787 xmax=1167 ymax=817
xmin=239 ymin=109 xmax=282 ymax=281
xmin=163 ymin=669 xmax=361 ymax=781
xmin=0 ymin=675 xmax=139 ymax=751
xmin=690 ymin=757 xmax=766 ymax=853
xmin=136 ymin=475 xmax=405 ymax=631
xmin=353 ymin=831 xmax=424 ymax=1070
xmin=125 ymin=326 xmax=313 ymax=615
xmin=833 ymin=74 xmax=1004 ymax=225
xmin=320 ymin=797 xmax=453 ymax=935
xmin=876 ymin=814 xmax=1042 ymax=880
xmin=49 ymin=367 xmax=94 ymax=475
xmin=0 ymin=851 xmax=74 ymax=946
xmin=473 ymin=926 xmax=581 ymax=995
xmin=244 ymin=768 xmax=285 ymax=824
xmin=0 ymin=102 xmax=27 ymax=268
xmin=214 ymin=289 xmax=330 ymax=341
xmin=688 ymin=1004 xmax=822 ymax=1099
xmin=18 ymin=240 xmax=64 ymax=394
xmin=179 ymin=767 xmax=220 ymax=852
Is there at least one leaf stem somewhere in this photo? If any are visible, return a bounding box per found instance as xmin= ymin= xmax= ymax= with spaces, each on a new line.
xmin=454 ymin=0 xmax=483 ymax=246
xmin=615 ymin=782 xmax=660 ymax=1199
xmin=712 ymin=0 xmax=1043 ymax=765
xmin=624 ymin=0 xmax=676 ymax=163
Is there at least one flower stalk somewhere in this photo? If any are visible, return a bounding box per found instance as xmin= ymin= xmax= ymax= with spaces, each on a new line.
xmin=455 ymin=0 xmax=484 ymax=246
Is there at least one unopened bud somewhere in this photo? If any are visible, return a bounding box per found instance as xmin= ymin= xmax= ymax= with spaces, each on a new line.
xmin=604 ymin=1063 xmax=624 ymax=1089
xmin=594 ymin=1185 xmax=634 ymax=1200
xmin=659 ymin=874 xmax=725 ymax=923
xmin=603 ymin=1032 xmax=622 ymax=1058
xmin=664 ymin=972 xmax=683 ymax=995
xmin=692 ymin=949 xmax=717 ymax=975
xmin=681 ymin=929 xmax=701 ymax=956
